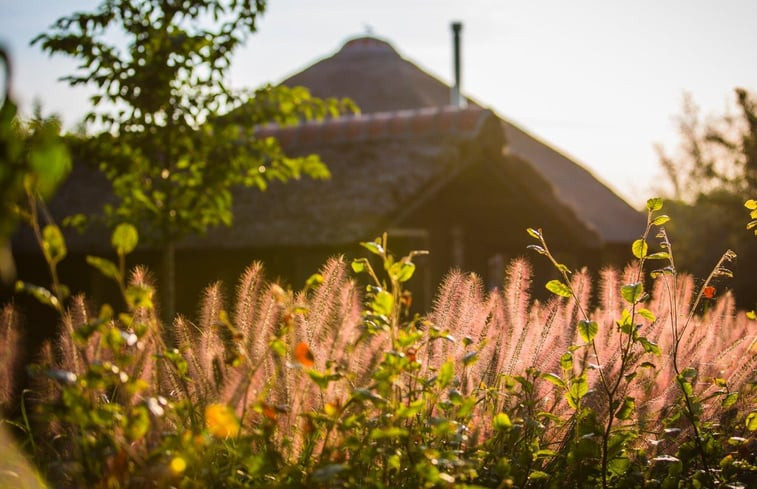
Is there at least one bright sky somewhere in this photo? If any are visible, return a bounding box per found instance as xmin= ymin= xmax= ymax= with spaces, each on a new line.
xmin=2 ymin=0 xmax=757 ymax=208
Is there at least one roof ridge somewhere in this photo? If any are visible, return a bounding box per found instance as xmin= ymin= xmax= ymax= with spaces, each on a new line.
xmin=255 ymin=106 xmax=493 ymax=146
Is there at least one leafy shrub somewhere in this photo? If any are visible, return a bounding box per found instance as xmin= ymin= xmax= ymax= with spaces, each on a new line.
xmin=0 ymin=202 xmax=755 ymax=488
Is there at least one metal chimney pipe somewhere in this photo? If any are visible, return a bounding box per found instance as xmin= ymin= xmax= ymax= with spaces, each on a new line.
xmin=450 ymin=21 xmax=465 ymax=107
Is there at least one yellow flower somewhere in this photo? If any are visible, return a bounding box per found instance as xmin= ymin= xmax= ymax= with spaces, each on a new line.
xmin=170 ymin=456 xmax=187 ymax=475
xmin=205 ymin=403 xmax=240 ymax=438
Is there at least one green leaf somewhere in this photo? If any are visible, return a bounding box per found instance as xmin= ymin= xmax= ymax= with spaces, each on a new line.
xmin=15 ymin=281 xmax=60 ymax=309
xmin=526 ymin=244 xmax=546 ymax=255
xmin=389 ymin=261 xmax=415 ymax=283
xmin=546 ymin=279 xmax=572 ymax=298
xmin=529 ymin=470 xmax=550 ymax=480
xmin=307 ymin=369 xmax=340 ymax=389
xmin=607 ymin=456 xmax=631 ymax=477
xmin=681 ymin=367 xmax=697 ymax=379
xmin=638 ymin=337 xmax=661 ymax=355
xmin=534 ymin=449 xmax=557 ymax=459
xmin=620 ymin=282 xmax=644 ymax=304
xmin=305 ymin=273 xmax=323 ymax=289
xmin=396 ymin=398 xmax=424 ymax=418
xmin=646 ymin=197 xmax=663 ymax=212
xmin=370 ymin=427 xmax=408 ymax=439
xmin=542 ymin=372 xmax=566 ymax=389
xmin=126 ymin=405 xmax=150 ymax=441
xmin=462 ymin=351 xmax=478 ymax=366
xmin=722 ymin=392 xmax=739 ymax=408
xmin=746 ymin=412 xmax=757 ymax=431
xmin=646 ymin=252 xmax=670 ymax=260
xmin=270 ymin=339 xmax=287 ymax=358
xmin=678 ymin=378 xmax=694 ymax=397
xmin=111 ymin=223 xmax=138 ymax=255
xmin=131 ymin=189 xmax=159 ymax=214
xmin=373 ymin=290 xmax=394 ymax=316
xmin=360 ymin=240 xmax=384 ymax=256
xmin=125 ymin=284 xmax=153 ymax=310
xmin=578 ymin=320 xmax=598 ymax=343
xmin=567 ymin=374 xmax=588 ymax=409
xmin=42 ymin=224 xmax=66 ymax=264
xmin=537 ymin=411 xmax=562 ymax=423
xmin=62 ymin=213 xmax=88 ymax=231
xmin=615 ymin=397 xmax=635 ymax=420
xmin=632 ymin=239 xmax=648 ymax=259
xmin=86 ymin=256 xmax=121 ymax=281
xmin=638 ymin=308 xmax=656 ymax=321
xmin=652 ymin=214 xmax=671 ymax=226
xmin=617 ymin=308 xmax=633 ymax=332
xmin=351 ymin=258 xmax=368 ymax=274
xmin=493 ymin=412 xmax=512 ymax=431
xmin=437 ymin=360 xmax=454 ymax=388
xmin=29 ymin=139 xmax=71 ymax=198
xmin=526 ymin=228 xmax=542 ymax=240
xmin=560 ymin=353 xmax=573 ymax=371
xmin=652 ymin=214 xmax=670 ymax=226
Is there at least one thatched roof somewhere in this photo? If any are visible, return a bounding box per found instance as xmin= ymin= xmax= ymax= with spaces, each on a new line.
xmin=284 ymin=37 xmax=457 ymax=113
xmin=280 ymin=36 xmax=644 ymax=244
xmin=194 ymin=106 xmax=506 ymax=248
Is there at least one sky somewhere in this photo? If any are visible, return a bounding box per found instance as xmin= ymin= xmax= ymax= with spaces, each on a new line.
xmin=2 ymin=0 xmax=757 ymax=208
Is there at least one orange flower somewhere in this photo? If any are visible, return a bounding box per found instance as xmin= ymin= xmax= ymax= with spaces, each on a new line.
xmin=205 ymin=403 xmax=240 ymax=438
xmin=702 ymin=286 xmax=716 ymax=299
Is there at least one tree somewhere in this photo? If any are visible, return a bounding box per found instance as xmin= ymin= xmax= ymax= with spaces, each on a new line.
xmin=656 ymin=88 xmax=757 ymax=310
xmin=33 ymin=1 xmax=354 ymax=321
xmin=657 ymin=89 xmax=757 ymax=201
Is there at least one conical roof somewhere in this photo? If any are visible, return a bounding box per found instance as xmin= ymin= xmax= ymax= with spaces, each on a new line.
xmin=283 ymin=37 xmax=458 ymax=112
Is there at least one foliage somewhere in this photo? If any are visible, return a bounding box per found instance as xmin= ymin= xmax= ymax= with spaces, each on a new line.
xmin=33 ymin=0 xmax=355 ymax=319
xmin=1 ymin=197 xmax=756 ymax=488
xmin=0 ymin=48 xmax=71 ymax=284
xmin=662 ymin=191 xmax=757 ymax=313
xmin=656 ymin=89 xmax=757 ymax=311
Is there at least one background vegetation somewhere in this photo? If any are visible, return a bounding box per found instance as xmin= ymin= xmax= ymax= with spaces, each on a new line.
xmin=657 ymin=88 xmax=757 ymax=312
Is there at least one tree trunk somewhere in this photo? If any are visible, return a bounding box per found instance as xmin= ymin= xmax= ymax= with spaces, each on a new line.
xmin=161 ymin=240 xmax=176 ymax=327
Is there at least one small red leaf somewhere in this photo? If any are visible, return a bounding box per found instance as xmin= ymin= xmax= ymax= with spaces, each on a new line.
xmin=406 ymin=347 xmax=417 ymax=363
xmin=294 ymin=342 xmax=315 ymax=367
xmin=703 ymin=286 xmax=716 ymax=299
xmin=261 ymin=402 xmax=277 ymax=421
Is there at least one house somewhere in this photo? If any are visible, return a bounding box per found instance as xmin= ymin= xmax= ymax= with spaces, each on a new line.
xmin=10 ymin=34 xmax=645 ymax=316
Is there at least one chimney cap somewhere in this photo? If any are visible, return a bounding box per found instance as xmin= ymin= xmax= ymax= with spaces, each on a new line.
xmin=450 ymin=21 xmax=465 ymax=108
